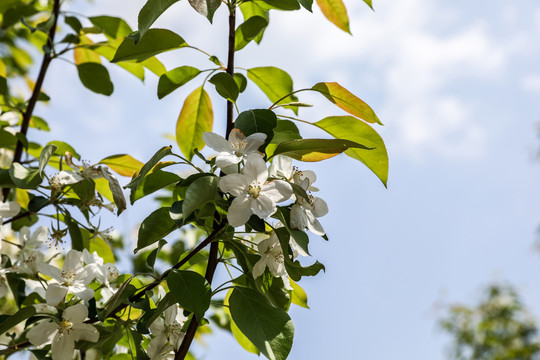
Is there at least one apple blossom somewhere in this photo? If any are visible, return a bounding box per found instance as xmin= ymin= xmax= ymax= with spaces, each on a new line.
xmin=252 ymin=231 xmax=292 ymax=290
xmin=219 ymin=154 xmax=293 ymax=227
xmin=0 ymin=201 xmax=20 ymax=225
xmin=147 ymin=305 xmax=188 ymax=359
xmin=203 ymin=129 xmax=266 ymax=173
xmin=27 ymin=303 xmax=99 ymax=360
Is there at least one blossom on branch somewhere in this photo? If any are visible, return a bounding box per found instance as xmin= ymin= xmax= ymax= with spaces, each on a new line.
xmin=219 ymin=154 xmax=292 ymax=227
xmin=28 ymin=303 xmax=99 ymax=360
xmin=203 ymin=129 xmax=266 ymax=173
xmin=252 ymin=232 xmax=292 ymax=290
xmin=147 ymin=305 xmax=188 ymax=359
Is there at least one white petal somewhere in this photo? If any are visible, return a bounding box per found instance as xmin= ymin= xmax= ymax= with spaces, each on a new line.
xmin=72 ymin=323 xmax=99 ymax=342
xmin=28 ymin=321 xmax=57 ymax=346
xmin=147 ymin=335 xmax=172 ymax=359
xmin=219 ymin=174 xmax=247 ymax=197
xmin=306 ymin=211 xmax=326 ymax=236
xmin=215 ymin=153 xmax=242 ymax=169
xmin=46 ymin=283 xmax=68 ymax=305
xmin=0 ymin=201 xmax=20 ymax=218
xmin=37 ymin=263 xmax=63 ymax=281
xmin=31 ymin=226 xmax=49 ymax=245
xmin=268 ymin=155 xmax=292 ymax=179
xmin=290 ymin=204 xmax=308 ymax=231
xmin=261 ymin=180 xmax=292 ymax=203
xmin=228 ymin=128 xmax=246 ymax=143
xmin=252 ymin=259 xmax=267 ymax=278
xmin=51 ymin=333 xmax=75 ymax=360
xmin=227 ymin=197 xmax=253 ymax=227
xmin=77 ymin=264 xmax=99 ymax=284
xmin=203 ymin=132 xmax=233 ymax=153
xmin=311 ymin=196 xmax=328 ymax=217
xmin=243 ymin=154 xmax=268 ymax=184
xmin=71 ymin=283 xmax=94 ymax=301
xmin=57 ymin=170 xmax=83 ymax=185
xmin=64 ymin=250 xmax=83 ymax=272
xmin=164 ymin=305 xmax=177 ymax=325
xmin=63 ymin=303 xmax=88 ymax=324
xmin=251 ymin=196 xmax=276 ymax=219
xmin=301 ymin=170 xmax=317 ymax=185
xmin=243 ymin=133 xmax=267 ymax=153
xmin=150 ymin=317 xmax=165 ymax=335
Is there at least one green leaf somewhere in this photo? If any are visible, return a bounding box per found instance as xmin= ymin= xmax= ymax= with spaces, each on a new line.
xmin=234 ymin=73 xmax=248 ymax=92
xmin=131 ymin=170 xmax=181 ymax=204
xmin=112 ymin=29 xmax=187 ymax=63
xmin=188 ymin=0 xmax=222 ymax=22
xmin=77 ymin=63 xmax=114 ymax=96
xmin=38 ymin=144 xmax=57 ymax=176
xmin=146 ymin=239 xmax=167 ymax=268
xmin=65 ymin=16 xmax=83 ymax=33
xmin=224 ymin=290 xmax=260 ymax=355
xmin=298 ymin=0 xmax=313 ymax=11
xmin=315 ymin=116 xmax=388 ymax=186
xmin=46 ymin=140 xmax=80 ymax=160
xmin=0 ymin=76 xmax=7 ymax=95
xmin=275 ymin=207 xmax=310 ymax=254
xmin=312 ymin=82 xmax=382 ymax=125
xmin=248 ymin=67 xmax=298 ymax=114
xmin=101 ymin=276 xmax=136 ymax=320
xmin=138 ymin=0 xmax=180 ymax=39
xmin=141 ymin=56 xmax=167 ymax=76
xmin=9 ymin=163 xmax=41 ymax=189
xmin=158 ymin=66 xmax=200 ymax=99
xmin=136 ymin=207 xmax=177 ymax=252
xmin=290 ymin=280 xmax=309 ymax=308
xmin=235 ymin=16 xmax=268 ymax=51
xmin=167 ymin=270 xmax=212 ymax=321
xmin=182 ymin=175 xmax=219 ymax=218
xmin=89 ymin=232 xmax=115 ymax=264
xmin=234 ymin=109 xmax=277 ymax=153
xmin=258 ymin=0 xmax=301 ymax=11
xmin=315 ymin=0 xmax=350 ymax=33
xmin=89 ymin=16 xmax=132 ymax=38
xmin=65 ymin=213 xmax=83 ymax=251
xmin=229 ymin=287 xmax=294 ymax=360
xmin=125 ymin=145 xmax=173 ymax=191
xmin=0 ymin=306 xmax=36 ymax=335
xmin=257 ymin=272 xmax=291 ymax=311
xmin=0 ymin=130 xmax=17 ymax=150
xmin=29 ymin=116 xmax=50 ymax=132
xmin=239 ymin=2 xmax=269 ymax=44
xmin=270 ymin=119 xmax=301 ymax=144
xmin=209 ymin=72 xmax=239 ymax=102
xmin=99 ymin=154 xmax=144 ymax=177
xmin=176 ymin=86 xmax=213 ymax=161
xmin=272 ymin=138 xmax=371 ymax=162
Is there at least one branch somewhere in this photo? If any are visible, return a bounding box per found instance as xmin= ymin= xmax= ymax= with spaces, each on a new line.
xmin=2 ymin=0 xmax=61 ymax=201
xmin=86 ymin=222 xmax=227 ymax=324
xmin=175 ymin=3 xmax=237 ymax=359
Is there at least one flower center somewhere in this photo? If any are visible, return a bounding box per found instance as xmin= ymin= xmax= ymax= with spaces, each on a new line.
xmin=61 ymin=269 xmax=77 ymax=285
xmin=231 ymin=139 xmax=248 ymax=157
xmin=58 ymin=320 xmax=73 ymax=334
xmin=247 ymin=183 xmax=262 ymax=199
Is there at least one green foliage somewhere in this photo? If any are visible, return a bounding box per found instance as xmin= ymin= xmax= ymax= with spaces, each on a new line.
xmin=167 ymin=270 xmax=212 ymax=321
xmin=112 ymin=28 xmax=187 ymax=62
xmin=441 ymin=285 xmax=540 ymax=360
xmin=158 ymin=66 xmax=201 ymax=99
xmin=248 ymin=67 xmax=298 ymax=114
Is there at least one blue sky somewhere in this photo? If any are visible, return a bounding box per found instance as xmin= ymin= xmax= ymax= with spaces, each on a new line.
xmin=29 ymin=0 xmax=540 ymax=359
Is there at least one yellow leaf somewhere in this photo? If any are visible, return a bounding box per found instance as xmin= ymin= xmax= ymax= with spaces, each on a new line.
xmin=100 ymin=154 xmax=144 ymax=177
xmin=74 ymin=36 xmax=101 ymax=64
xmin=315 ymin=0 xmax=350 ymax=33
xmin=176 ymin=86 xmax=213 ymax=160
xmin=15 ymin=188 xmax=30 ymax=209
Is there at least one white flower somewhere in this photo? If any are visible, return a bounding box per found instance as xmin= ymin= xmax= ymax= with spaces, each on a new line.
xmin=0 ymin=201 xmax=20 ymax=225
xmin=203 ymin=129 xmax=266 ymax=173
xmin=147 ymin=305 xmax=188 ymax=359
xmin=219 ymin=154 xmax=292 ymax=227
xmin=269 ymin=155 xmax=328 ymax=235
xmin=50 ymin=153 xmax=102 ymax=188
xmin=38 ymin=249 xmax=99 ymax=305
xmin=252 ymin=232 xmax=292 ymax=290
xmin=16 ymin=225 xmax=48 ymax=258
xmin=82 ymin=249 xmax=119 ymax=302
xmin=28 ymin=303 xmax=99 ymax=360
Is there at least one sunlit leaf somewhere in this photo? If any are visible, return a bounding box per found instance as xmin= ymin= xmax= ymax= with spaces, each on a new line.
xmin=9 ymin=163 xmax=41 ymax=189
xmin=47 ymin=140 xmax=80 ymax=160
xmin=99 ymin=154 xmax=144 ymax=177
xmin=290 ymin=280 xmax=309 ymax=308
xmin=248 ymin=67 xmax=298 ymax=114
xmin=182 ymin=175 xmax=219 ymax=217
xmin=363 ymin=0 xmax=374 ymax=10
xmin=234 ymin=73 xmax=248 ymax=92
xmin=112 ymin=29 xmax=187 ymax=63
xmin=315 ymin=116 xmax=388 ymax=186
xmin=224 ymin=290 xmax=260 ymax=355
xmin=74 ymin=36 xmax=101 ymax=64
xmin=272 ymin=138 xmax=371 ymax=162
xmin=258 ymin=0 xmax=301 ymax=11
xmin=176 ymin=86 xmax=213 ymax=160
xmin=158 ymin=66 xmax=200 ymax=99
xmin=298 ymin=0 xmax=313 ymax=11
xmin=89 ymin=16 xmax=132 ymax=38
xmin=312 ymin=82 xmax=382 ymax=124
xmin=131 ymin=170 xmax=181 ymax=204
xmin=136 ymin=207 xmax=177 ymax=252
xmin=99 ymin=168 xmax=127 ymax=215
xmin=38 ymin=144 xmax=57 ymax=176
xmin=126 ymin=146 xmax=173 ymax=191
xmin=315 ymin=0 xmax=350 ymax=33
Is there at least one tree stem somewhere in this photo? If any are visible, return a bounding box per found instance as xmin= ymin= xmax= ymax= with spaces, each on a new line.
xmin=175 ymin=3 xmax=237 ymax=359
xmin=2 ymin=0 xmax=60 ymax=201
